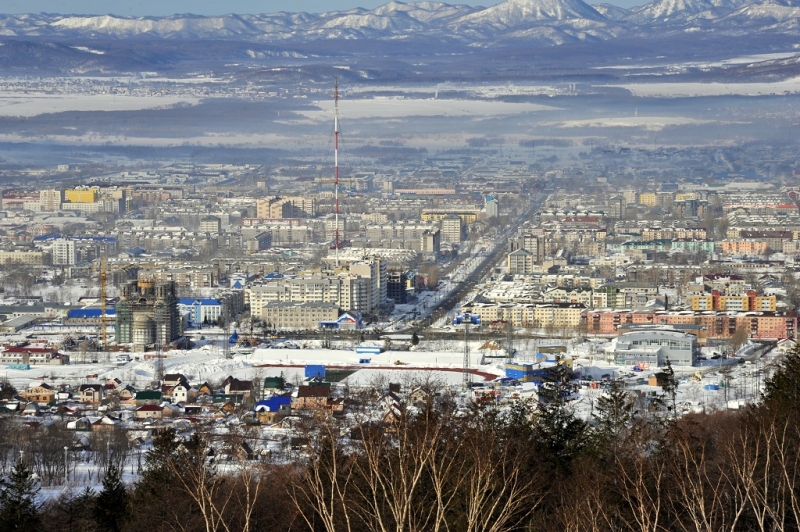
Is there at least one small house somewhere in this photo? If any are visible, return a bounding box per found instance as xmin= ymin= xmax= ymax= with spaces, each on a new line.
xmin=408 ymin=387 xmax=431 ymax=407
xmin=135 ymin=390 xmax=163 ymax=406
xmin=263 ymin=376 xmax=286 ymax=393
xmin=170 ymin=384 xmax=196 ymax=404
xmin=19 ymin=385 xmax=56 ymax=404
xmin=136 ymin=404 xmax=163 ymax=420
xmin=78 ymin=384 xmax=104 ymax=404
xmin=292 ymin=385 xmax=331 ymax=411
xmin=255 ymin=396 xmax=292 ymax=423
xmin=197 ymin=382 xmax=214 ymax=396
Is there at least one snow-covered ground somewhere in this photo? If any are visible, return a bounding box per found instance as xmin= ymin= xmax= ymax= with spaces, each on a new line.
xmin=3 ymin=339 xmax=508 ymax=393
xmin=606 ymin=76 xmax=800 ymax=98
xmin=298 ymin=98 xmax=559 ymax=122
xmin=552 ymin=116 xmax=740 ymax=131
xmin=0 ymin=92 xmax=200 ymax=117
xmin=5 ymin=337 xmax=781 ymax=500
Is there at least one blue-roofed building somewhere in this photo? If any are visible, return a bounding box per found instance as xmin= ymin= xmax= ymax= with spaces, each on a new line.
xmin=319 ymin=311 xmax=363 ymax=331
xmin=254 ymin=395 xmax=292 ymax=422
xmin=64 ymin=308 xmax=116 ymax=326
xmin=178 ymin=298 xmax=223 ymax=326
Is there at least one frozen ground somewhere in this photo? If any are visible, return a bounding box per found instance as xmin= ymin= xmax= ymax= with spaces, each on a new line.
xmin=552 ymin=116 xmax=741 ymax=131
xmin=0 ymin=92 xmax=200 ymax=117
xmin=606 ymin=76 xmax=800 ymax=98
xmin=298 ymin=98 xmax=560 ymax=122
xmin=2 ymin=340 xmax=507 ymax=392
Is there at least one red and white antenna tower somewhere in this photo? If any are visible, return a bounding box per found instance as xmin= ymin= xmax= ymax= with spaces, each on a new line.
xmin=334 ymin=77 xmax=340 ymax=267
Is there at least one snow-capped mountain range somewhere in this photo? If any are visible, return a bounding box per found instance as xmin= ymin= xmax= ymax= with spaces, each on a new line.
xmin=3 ymin=0 xmax=800 ymax=78
xmin=1 ymin=0 xmax=799 ymax=45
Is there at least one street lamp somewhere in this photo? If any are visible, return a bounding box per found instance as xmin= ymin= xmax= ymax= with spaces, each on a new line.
xmin=64 ymin=446 xmax=69 ymax=484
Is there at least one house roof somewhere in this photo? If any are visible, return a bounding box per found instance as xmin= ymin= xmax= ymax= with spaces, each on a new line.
xmin=137 ymin=405 xmax=162 ymax=412
xmin=135 ymin=390 xmax=162 ymax=400
xmin=254 ymin=396 xmax=291 ymax=412
xmin=297 ymin=386 xmax=329 ymax=398
xmin=178 ymin=298 xmax=221 ymax=306
xmin=227 ymin=379 xmax=252 ymax=392
xmin=67 ymin=308 xmax=117 ymax=319
xmin=5 ymin=346 xmax=58 ymax=354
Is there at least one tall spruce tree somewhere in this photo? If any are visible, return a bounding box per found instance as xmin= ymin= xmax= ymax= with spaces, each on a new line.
xmin=94 ymin=464 xmax=128 ymax=532
xmin=659 ymin=358 xmax=679 ymax=418
xmin=0 ymin=459 xmax=40 ymax=531
xmin=593 ymin=379 xmax=636 ymax=451
xmin=763 ymin=343 xmax=800 ymax=414
xmin=534 ymin=360 xmax=587 ymax=472
xmin=138 ymin=427 xmax=180 ymax=490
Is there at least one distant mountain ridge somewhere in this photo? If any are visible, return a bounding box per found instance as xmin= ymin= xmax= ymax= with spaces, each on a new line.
xmin=1 ymin=0 xmax=799 ymax=46
xmin=3 ymin=0 xmax=800 ymax=77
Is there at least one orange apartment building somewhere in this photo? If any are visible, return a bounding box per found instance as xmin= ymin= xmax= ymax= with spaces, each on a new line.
xmin=584 ymin=309 xmax=796 ymax=341
xmin=689 ymin=290 xmax=777 ymax=312
xmin=720 ymin=239 xmax=768 ymax=255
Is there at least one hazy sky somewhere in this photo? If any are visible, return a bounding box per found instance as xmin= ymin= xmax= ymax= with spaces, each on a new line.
xmin=3 ymin=0 xmax=640 ymax=17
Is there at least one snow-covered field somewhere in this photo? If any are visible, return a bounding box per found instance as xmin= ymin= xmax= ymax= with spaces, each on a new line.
xmin=552 ymin=116 xmax=738 ymax=131
xmin=605 ymin=76 xmax=800 ymax=97
xmin=0 ymin=92 xmax=200 ymax=117
xmin=2 ymin=341 xmax=507 ymax=393
xmin=298 ymin=98 xmax=559 ymax=122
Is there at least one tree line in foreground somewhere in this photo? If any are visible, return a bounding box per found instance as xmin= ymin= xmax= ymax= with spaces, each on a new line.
xmin=2 ymin=348 xmax=800 ymax=532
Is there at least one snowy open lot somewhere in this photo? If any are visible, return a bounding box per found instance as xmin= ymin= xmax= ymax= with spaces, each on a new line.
xmin=0 ymin=92 xmax=200 ymax=117
xmin=551 ymin=116 xmax=740 ymax=131
xmin=605 ymin=76 xmax=800 ymax=98
xmin=298 ymin=98 xmax=559 ymax=122
xmin=2 ymin=341 xmax=507 ymax=392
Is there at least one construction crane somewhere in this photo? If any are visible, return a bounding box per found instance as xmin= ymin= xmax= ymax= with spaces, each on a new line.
xmin=100 ymin=255 xmax=108 ymax=360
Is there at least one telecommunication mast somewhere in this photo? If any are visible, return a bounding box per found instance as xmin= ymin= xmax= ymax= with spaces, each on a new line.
xmin=334 ymin=78 xmax=341 ymax=267
xmin=100 ymin=255 xmax=108 ymax=361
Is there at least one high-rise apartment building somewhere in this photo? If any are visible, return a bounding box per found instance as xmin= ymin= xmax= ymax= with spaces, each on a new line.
xmin=52 ymin=239 xmax=76 ymax=266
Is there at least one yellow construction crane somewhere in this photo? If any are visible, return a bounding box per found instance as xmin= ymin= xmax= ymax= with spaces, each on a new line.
xmin=100 ymin=255 xmax=108 ymax=354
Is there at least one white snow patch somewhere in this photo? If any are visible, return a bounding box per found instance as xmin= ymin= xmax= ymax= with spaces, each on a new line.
xmin=0 ymin=92 xmax=200 ymax=117
xmin=604 ymin=76 xmax=800 ymax=97
xmin=297 ymin=98 xmax=559 ymax=122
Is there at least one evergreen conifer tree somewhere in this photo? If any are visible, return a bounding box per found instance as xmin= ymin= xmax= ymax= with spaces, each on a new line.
xmin=534 ymin=359 xmax=587 ymax=472
xmin=659 ymin=358 xmax=679 ymax=418
xmin=763 ymin=343 xmax=800 ymax=414
xmin=0 ymin=459 xmax=40 ymax=531
xmin=94 ymin=464 xmax=129 ymax=532
xmin=594 ymin=379 xmax=636 ymax=451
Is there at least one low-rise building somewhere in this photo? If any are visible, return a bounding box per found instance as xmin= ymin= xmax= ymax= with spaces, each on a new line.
xmin=611 ymin=329 xmax=698 ymax=366
xmin=262 ymin=302 xmax=341 ymax=330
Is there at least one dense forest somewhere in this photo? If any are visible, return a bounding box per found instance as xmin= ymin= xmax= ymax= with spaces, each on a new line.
xmin=2 ymin=348 xmax=800 ymax=532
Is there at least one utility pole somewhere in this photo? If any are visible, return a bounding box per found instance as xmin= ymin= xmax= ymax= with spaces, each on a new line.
xmin=463 ymin=321 xmax=471 ymax=390
xmin=154 ymin=342 xmax=164 ymax=385
xmin=154 ymin=301 xmax=164 ymax=385
xmin=506 ymin=319 xmax=514 ymax=362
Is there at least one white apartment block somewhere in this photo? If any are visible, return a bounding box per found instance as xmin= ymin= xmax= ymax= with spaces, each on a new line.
xmin=52 ymin=239 xmax=76 ymax=266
